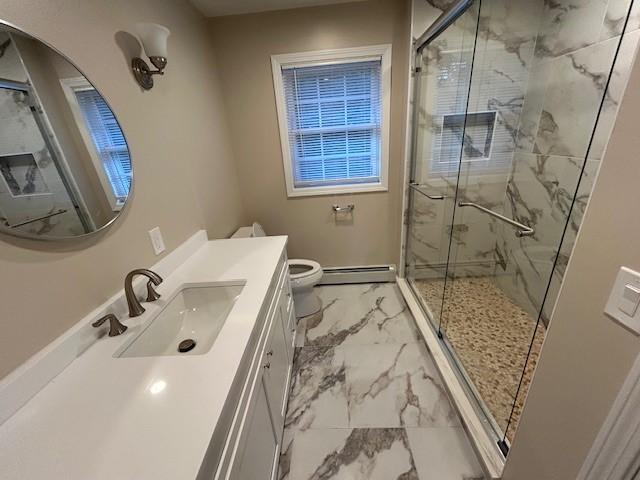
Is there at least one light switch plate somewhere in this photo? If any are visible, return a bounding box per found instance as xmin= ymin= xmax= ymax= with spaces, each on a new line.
xmin=148 ymin=227 xmax=165 ymax=255
xmin=605 ymin=267 xmax=640 ymax=335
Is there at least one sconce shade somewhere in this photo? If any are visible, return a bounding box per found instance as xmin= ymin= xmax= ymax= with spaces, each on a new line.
xmin=136 ymin=23 xmax=170 ymax=58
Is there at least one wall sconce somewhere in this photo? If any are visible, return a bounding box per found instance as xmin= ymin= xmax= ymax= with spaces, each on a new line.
xmin=132 ymin=23 xmax=170 ymax=90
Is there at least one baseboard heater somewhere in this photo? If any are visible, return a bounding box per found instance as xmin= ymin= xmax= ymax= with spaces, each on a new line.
xmin=319 ymin=265 xmax=397 ymax=285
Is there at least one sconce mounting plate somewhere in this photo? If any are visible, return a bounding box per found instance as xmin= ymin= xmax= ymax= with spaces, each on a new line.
xmin=132 ymin=57 xmax=154 ymax=90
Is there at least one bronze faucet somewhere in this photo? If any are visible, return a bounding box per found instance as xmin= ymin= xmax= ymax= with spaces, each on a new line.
xmin=124 ymin=268 xmax=163 ymax=317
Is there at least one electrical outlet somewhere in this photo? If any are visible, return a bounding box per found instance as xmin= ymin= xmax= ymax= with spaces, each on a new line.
xmin=148 ymin=227 xmax=165 ymax=255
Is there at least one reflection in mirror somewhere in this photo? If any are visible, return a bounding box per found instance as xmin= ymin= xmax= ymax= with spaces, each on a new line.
xmin=0 ymin=24 xmax=131 ymax=239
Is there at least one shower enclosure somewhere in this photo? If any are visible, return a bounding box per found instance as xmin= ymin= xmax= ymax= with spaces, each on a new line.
xmin=403 ymin=0 xmax=639 ymax=457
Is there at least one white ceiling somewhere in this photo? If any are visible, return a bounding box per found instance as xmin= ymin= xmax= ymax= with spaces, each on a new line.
xmin=190 ymin=0 xmax=367 ymax=17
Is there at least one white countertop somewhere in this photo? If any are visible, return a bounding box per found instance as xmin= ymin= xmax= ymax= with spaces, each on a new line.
xmin=0 ymin=236 xmax=287 ymax=480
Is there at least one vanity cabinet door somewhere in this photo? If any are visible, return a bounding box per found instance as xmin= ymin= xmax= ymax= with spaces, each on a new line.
xmin=264 ymin=303 xmax=291 ymax=436
xmin=235 ymin=377 xmax=279 ymax=480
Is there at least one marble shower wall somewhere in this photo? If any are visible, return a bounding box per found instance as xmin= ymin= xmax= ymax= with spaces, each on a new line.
xmin=495 ymin=0 xmax=640 ymax=320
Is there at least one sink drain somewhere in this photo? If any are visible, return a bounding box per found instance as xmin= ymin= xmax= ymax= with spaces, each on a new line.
xmin=178 ymin=339 xmax=196 ymax=353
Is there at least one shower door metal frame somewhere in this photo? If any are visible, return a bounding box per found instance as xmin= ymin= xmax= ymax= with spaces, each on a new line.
xmin=414 ymin=0 xmax=475 ymax=53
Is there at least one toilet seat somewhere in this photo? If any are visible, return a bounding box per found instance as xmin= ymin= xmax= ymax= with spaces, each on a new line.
xmin=232 ymin=223 xmax=324 ymax=316
xmin=288 ymin=259 xmax=323 ymax=289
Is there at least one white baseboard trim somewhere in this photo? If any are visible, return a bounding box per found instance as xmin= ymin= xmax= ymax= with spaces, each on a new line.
xmin=318 ymin=264 xmax=396 ymax=285
xmin=396 ymin=277 xmax=505 ymax=480
xmin=0 ymin=229 xmax=208 ymax=426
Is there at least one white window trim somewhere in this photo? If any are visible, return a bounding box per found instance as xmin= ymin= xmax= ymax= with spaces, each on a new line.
xmin=59 ymin=77 xmax=123 ymax=212
xmin=271 ymin=44 xmax=392 ymax=198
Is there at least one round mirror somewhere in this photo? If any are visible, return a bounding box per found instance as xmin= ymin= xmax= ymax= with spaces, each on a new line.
xmin=0 ymin=23 xmax=131 ymax=240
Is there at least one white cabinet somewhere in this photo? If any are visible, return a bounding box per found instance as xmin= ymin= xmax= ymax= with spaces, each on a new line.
xmin=213 ymin=255 xmax=296 ymax=480
xmin=262 ymin=257 xmax=295 ymax=438
xmin=235 ymin=378 xmax=279 ymax=480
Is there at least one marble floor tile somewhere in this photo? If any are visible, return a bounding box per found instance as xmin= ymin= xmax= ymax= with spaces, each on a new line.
xmin=304 ymin=284 xmax=421 ymax=347
xmin=278 ymin=427 xmax=295 ymax=480
xmin=288 ymin=428 xmax=419 ymax=480
xmin=406 ymin=427 xmax=484 ymax=480
xmin=285 ymin=346 xmax=349 ymax=432
xmin=294 ymin=317 xmax=308 ymax=347
xmin=280 ymin=283 xmax=482 ymax=480
xmin=343 ymin=343 xmax=460 ymax=428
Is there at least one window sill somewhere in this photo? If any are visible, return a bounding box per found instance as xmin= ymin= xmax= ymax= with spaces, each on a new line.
xmin=111 ymin=202 xmax=125 ymax=213
xmin=287 ymin=182 xmax=388 ymax=198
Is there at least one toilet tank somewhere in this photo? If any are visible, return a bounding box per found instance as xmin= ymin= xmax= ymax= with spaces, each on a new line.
xmin=251 ymin=222 xmax=266 ymax=237
xmin=231 ymin=222 xmax=266 ymax=238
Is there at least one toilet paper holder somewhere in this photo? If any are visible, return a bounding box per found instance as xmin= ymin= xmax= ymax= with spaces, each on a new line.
xmin=332 ymin=204 xmax=355 ymax=213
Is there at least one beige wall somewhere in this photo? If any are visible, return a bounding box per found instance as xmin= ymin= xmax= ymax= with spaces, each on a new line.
xmin=503 ymin=47 xmax=640 ymax=479
xmin=0 ymin=0 xmax=246 ymax=379
xmin=209 ymin=0 xmax=410 ymax=267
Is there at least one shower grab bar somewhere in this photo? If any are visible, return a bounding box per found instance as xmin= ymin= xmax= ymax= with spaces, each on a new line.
xmin=414 ymin=0 xmax=475 ymax=53
xmin=409 ymin=182 xmax=445 ymax=200
xmin=3 ymin=209 xmax=67 ymax=229
xmin=332 ymin=204 xmax=354 ymax=213
xmin=458 ymin=202 xmax=534 ymax=238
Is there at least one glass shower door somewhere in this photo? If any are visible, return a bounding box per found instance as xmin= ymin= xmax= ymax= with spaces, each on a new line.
xmin=432 ymin=0 xmax=635 ymax=449
xmin=405 ymin=2 xmax=480 ymax=332
xmin=405 ymin=0 xmax=636 ymax=452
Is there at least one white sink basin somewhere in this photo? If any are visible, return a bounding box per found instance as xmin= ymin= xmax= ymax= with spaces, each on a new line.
xmin=118 ymin=282 xmax=245 ymax=357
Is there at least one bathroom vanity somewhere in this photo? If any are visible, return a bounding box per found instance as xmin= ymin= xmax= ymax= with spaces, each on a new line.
xmin=0 ymin=235 xmax=295 ymax=480
xmin=204 ymin=239 xmax=296 ymax=480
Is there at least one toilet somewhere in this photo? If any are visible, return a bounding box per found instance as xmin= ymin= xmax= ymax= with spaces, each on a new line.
xmin=232 ymin=223 xmax=323 ymax=317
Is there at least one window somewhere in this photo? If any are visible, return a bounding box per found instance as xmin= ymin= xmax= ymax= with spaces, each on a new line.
xmin=272 ymin=45 xmax=391 ymax=197
xmin=61 ymin=78 xmax=131 ymax=210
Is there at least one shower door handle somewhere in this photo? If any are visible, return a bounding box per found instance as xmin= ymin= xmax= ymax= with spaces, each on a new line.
xmin=409 ymin=183 xmax=445 ymax=200
xmin=458 ymin=202 xmax=534 ymax=237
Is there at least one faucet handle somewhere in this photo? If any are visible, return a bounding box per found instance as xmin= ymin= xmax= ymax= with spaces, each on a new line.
xmin=146 ymin=280 xmax=161 ymax=302
xmin=92 ymin=313 xmax=128 ymax=337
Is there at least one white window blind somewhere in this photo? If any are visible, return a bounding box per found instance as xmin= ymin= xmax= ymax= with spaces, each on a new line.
xmin=74 ymin=89 xmax=131 ymax=200
xmin=282 ymin=60 xmax=382 ymax=188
